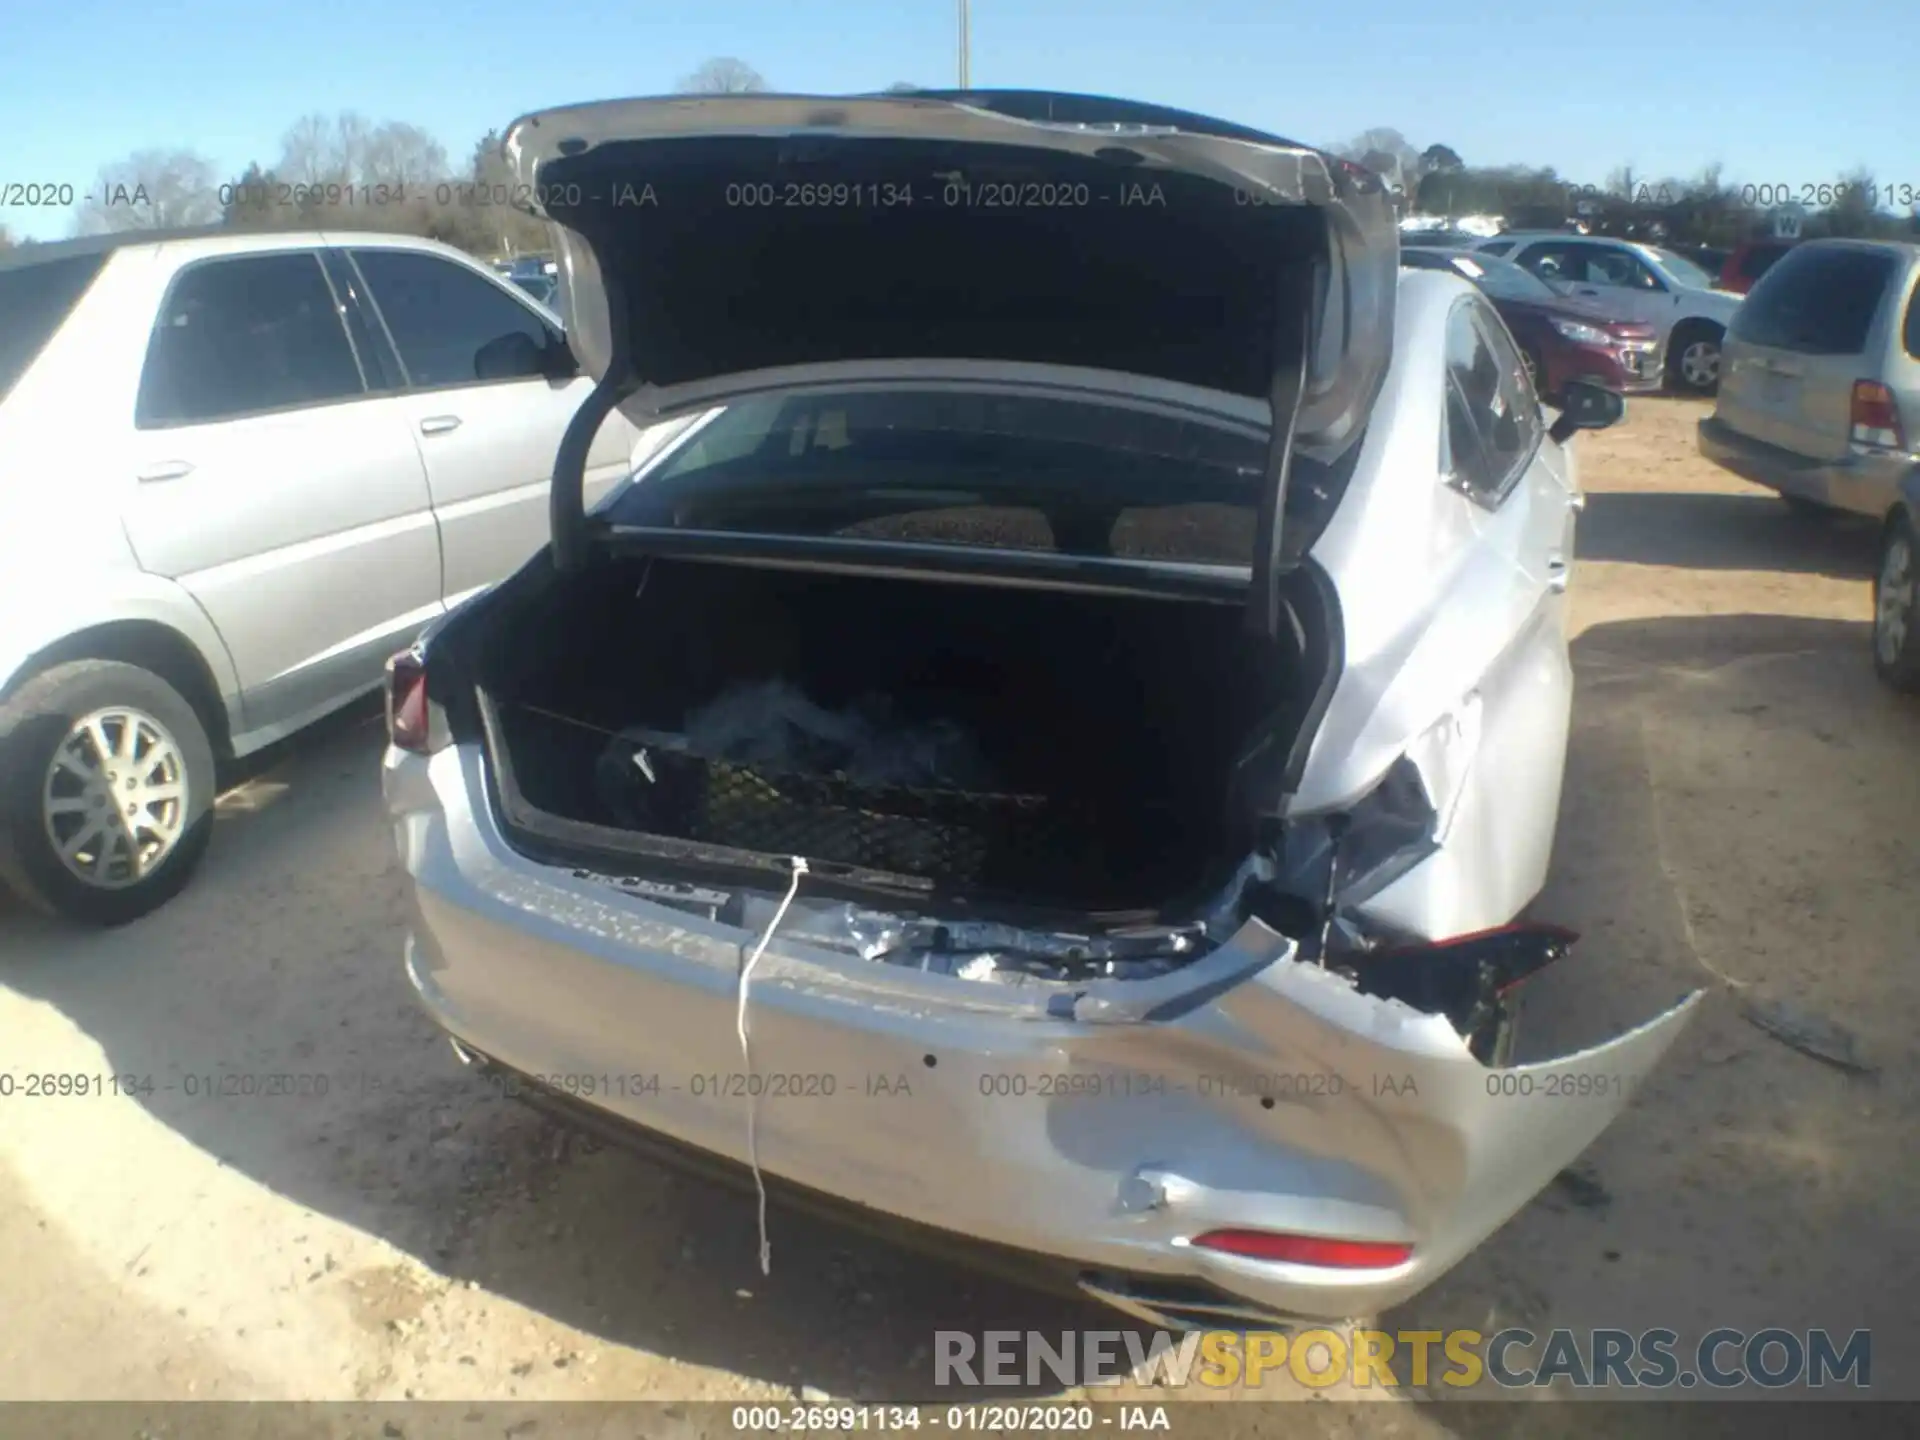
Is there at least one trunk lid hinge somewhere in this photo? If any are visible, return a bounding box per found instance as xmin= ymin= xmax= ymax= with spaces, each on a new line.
xmin=550 ymin=257 xmax=641 ymax=574
xmin=549 ymin=370 xmax=636 ymax=573
xmin=1244 ymin=257 xmax=1318 ymax=644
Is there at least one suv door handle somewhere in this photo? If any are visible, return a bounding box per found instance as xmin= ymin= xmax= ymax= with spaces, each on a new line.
xmin=1547 ymin=554 xmax=1571 ymax=592
xmin=136 ymin=460 xmax=194 ymax=483
xmin=419 ymin=416 xmax=462 ymax=436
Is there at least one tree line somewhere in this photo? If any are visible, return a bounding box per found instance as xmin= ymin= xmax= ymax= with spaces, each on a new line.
xmin=2 ymin=84 xmax=1909 ymax=258
xmin=1332 ymin=126 xmax=1914 ymax=245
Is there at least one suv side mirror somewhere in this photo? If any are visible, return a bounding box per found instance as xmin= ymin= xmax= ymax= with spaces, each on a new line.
xmin=1550 ymin=380 xmax=1625 ymax=444
xmin=473 ymin=330 xmax=580 ymax=383
xmin=542 ymin=333 xmax=580 ymax=381
xmin=474 ymin=331 xmax=544 ymax=382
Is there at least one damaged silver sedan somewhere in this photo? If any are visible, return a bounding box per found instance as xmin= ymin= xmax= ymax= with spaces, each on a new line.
xmin=382 ymin=89 xmax=1699 ymax=1329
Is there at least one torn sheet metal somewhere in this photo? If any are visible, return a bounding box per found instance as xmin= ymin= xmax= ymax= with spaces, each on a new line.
xmin=729 ymin=892 xmax=1209 ymax=985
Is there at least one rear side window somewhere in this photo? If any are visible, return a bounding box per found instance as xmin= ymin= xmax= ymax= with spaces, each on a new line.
xmin=136 ymin=253 xmax=366 ymax=428
xmin=1515 ymin=241 xmax=1575 ymax=279
xmin=1442 ymin=299 xmax=1544 ymax=508
xmin=0 ymin=252 xmax=108 ymax=404
xmin=1905 ymin=282 xmax=1920 ymax=360
xmin=1731 ymin=246 xmax=1896 ymax=355
xmin=1580 ymin=245 xmax=1662 ymax=290
xmin=351 ymin=249 xmax=555 ymax=389
xmin=1477 ymin=240 xmax=1515 ymax=257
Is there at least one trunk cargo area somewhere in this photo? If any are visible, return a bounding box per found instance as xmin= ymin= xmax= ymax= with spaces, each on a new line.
xmin=472 ymin=556 xmax=1310 ymax=914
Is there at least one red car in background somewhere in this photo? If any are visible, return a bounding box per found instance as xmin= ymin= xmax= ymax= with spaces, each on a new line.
xmin=1717 ymin=237 xmax=1797 ymax=295
xmin=1401 ymin=246 xmax=1662 ymax=400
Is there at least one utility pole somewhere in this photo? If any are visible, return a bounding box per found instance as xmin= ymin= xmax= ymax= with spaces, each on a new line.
xmin=958 ymin=0 xmax=971 ymax=87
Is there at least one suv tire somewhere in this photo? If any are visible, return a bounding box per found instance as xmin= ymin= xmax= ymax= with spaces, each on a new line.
xmin=1668 ymin=322 xmax=1723 ymax=396
xmin=0 ymin=660 xmax=217 ymax=925
xmin=1874 ymin=510 xmax=1920 ymax=693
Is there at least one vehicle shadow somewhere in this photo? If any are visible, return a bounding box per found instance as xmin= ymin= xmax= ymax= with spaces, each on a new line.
xmin=4 ymin=612 xmax=1916 ymax=1409
xmin=1377 ymin=611 xmax=1920 ymax=1422
xmin=1575 ymin=490 xmax=1879 ymax=579
xmin=0 ymin=704 xmax=1134 ymax=1403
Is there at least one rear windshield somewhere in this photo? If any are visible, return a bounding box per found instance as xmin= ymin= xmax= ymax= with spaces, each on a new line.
xmin=0 ymin=251 xmax=108 ymax=404
xmin=605 ymin=388 xmax=1343 ymax=567
xmin=1732 ymin=245 xmax=1896 ymax=355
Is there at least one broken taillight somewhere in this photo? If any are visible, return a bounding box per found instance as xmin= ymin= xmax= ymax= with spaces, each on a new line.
xmin=385 ymin=647 xmax=436 ymax=754
xmin=1850 ymin=380 xmax=1907 ymax=452
xmin=1190 ymin=1229 xmax=1413 ymax=1269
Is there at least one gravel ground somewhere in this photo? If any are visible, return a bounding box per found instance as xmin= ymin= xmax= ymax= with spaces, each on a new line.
xmin=3 ymin=396 xmax=1917 ymax=1427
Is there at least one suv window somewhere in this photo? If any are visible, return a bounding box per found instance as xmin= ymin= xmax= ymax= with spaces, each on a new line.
xmin=136 ymin=252 xmax=365 ymax=428
xmin=1904 ymin=279 xmax=1920 ymax=361
xmin=1442 ymin=299 xmax=1542 ymax=508
xmin=1731 ymin=245 xmax=1896 ymax=355
xmin=0 ymin=251 xmax=109 ymax=405
xmin=1576 ymin=244 xmax=1662 ymax=290
xmin=351 ymin=249 xmax=555 ymax=389
xmin=1516 ymin=241 xmax=1576 ymax=280
xmin=1477 ymin=240 xmax=1514 ymax=257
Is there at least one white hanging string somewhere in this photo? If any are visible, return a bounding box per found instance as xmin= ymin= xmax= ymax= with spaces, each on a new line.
xmin=736 ymin=854 xmax=808 ymax=1276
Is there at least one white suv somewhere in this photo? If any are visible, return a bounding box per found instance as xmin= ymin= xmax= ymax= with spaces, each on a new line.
xmin=1473 ymin=232 xmax=1743 ymax=394
xmin=0 ymin=227 xmax=663 ymax=924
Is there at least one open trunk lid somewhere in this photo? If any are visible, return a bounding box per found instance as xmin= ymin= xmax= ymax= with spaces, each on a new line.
xmin=503 ymin=90 xmax=1399 ymax=613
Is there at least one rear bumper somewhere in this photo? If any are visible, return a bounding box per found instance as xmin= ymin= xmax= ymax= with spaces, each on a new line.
xmin=385 ymin=742 xmax=1698 ymax=1327
xmin=1698 ymin=415 xmax=1917 ymax=519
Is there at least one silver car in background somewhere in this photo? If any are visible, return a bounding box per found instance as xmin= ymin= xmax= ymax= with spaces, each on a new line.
xmin=383 ymin=91 xmax=1698 ymax=1330
xmin=1695 ymin=237 xmax=1920 ymax=689
xmin=0 ymin=229 xmax=649 ymax=924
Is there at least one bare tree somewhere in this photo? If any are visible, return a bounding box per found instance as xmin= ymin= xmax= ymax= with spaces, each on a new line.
xmin=677 ymin=57 xmax=768 ymax=93
xmin=77 ymin=149 xmax=222 ymax=233
xmin=1336 ymin=127 xmax=1420 ymax=193
xmin=279 ymin=113 xmax=345 ymax=186
xmin=277 ymin=112 xmax=447 ymax=188
xmin=361 ymin=121 xmax=450 ymax=187
xmin=1414 ymin=144 xmax=1466 ymax=216
xmin=1826 ymin=167 xmax=1882 ymax=239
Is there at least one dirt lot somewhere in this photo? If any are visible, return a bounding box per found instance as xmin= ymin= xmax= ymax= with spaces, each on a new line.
xmin=3 ymin=396 xmax=1917 ymax=1426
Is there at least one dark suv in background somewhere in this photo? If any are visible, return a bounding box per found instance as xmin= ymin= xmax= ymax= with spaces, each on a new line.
xmin=1696 ymin=238 xmax=1920 ymax=690
xmin=1718 ymin=238 xmax=1797 ymax=295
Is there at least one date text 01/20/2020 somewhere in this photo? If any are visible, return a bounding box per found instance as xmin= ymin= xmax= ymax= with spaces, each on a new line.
xmin=728 ymin=1406 xmax=1172 ymax=1432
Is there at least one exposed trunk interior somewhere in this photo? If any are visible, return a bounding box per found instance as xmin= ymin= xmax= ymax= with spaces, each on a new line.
xmin=467 ymin=554 xmax=1326 ymax=917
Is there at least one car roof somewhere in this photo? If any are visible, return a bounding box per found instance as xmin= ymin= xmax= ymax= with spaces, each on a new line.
xmin=1787 ymin=236 xmax=1920 ymax=259
xmin=1487 ymin=231 xmax=1637 ymax=245
xmin=0 ymin=224 xmax=476 ymax=274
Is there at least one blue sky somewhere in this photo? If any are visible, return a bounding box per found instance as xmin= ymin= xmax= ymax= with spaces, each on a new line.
xmin=4 ymin=0 xmax=1909 ymax=240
